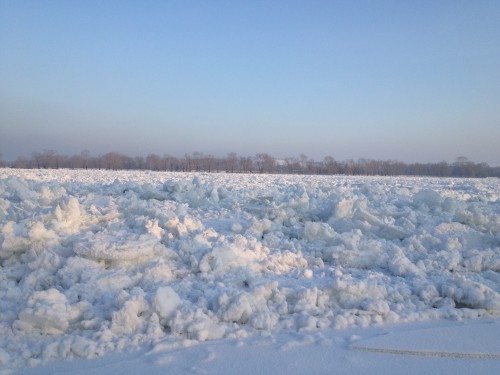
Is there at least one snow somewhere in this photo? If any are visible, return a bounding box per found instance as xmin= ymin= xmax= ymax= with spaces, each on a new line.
xmin=1 ymin=169 xmax=499 ymax=374
xmin=14 ymin=319 xmax=500 ymax=375
xmin=350 ymin=319 xmax=500 ymax=358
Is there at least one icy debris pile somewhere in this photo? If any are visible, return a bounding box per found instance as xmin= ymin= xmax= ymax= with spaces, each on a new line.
xmin=0 ymin=169 xmax=499 ymax=369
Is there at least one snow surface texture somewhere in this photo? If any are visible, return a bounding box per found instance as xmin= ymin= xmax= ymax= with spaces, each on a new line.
xmin=15 ymin=319 xmax=500 ymax=375
xmin=1 ymin=169 xmax=499 ymax=372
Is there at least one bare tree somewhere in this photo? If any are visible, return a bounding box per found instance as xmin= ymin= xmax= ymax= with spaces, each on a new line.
xmin=226 ymin=152 xmax=238 ymax=173
xmin=80 ymin=150 xmax=91 ymax=169
xmin=102 ymin=152 xmax=127 ymax=170
xmin=323 ymin=156 xmax=338 ymax=175
xmin=45 ymin=150 xmax=58 ymax=168
xmin=5 ymin=148 xmax=499 ymax=177
xmin=164 ymin=155 xmax=179 ymax=171
xmin=184 ymin=153 xmax=192 ymax=172
xmin=146 ymin=154 xmax=162 ymax=171
xmin=240 ymin=156 xmax=253 ymax=173
xmin=14 ymin=157 xmax=29 ymax=168
xmin=284 ymin=157 xmax=300 ymax=174
xmin=69 ymin=154 xmax=83 ymax=169
xmin=297 ymin=154 xmax=307 ymax=173
xmin=255 ymin=153 xmax=275 ymax=173
xmin=453 ymin=156 xmax=476 ymax=177
xmin=31 ymin=152 xmax=42 ymax=168
xmin=202 ymin=154 xmax=215 ymax=172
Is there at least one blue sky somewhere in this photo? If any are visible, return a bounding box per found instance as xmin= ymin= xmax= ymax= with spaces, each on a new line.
xmin=1 ymin=1 xmax=499 ymax=164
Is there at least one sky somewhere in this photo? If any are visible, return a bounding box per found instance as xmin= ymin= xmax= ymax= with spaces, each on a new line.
xmin=1 ymin=0 xmax=499 ymax=165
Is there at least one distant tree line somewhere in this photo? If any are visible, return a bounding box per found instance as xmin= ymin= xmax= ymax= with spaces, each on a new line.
xmin=1 ymin=150 xmax=499 ymax=178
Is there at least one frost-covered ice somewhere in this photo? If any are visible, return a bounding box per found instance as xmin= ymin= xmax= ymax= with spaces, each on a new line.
xmin=0 ymin=169 xmax=499 ymax=372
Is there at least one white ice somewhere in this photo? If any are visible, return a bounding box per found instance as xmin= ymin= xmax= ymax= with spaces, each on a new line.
xmin=1 ymin=169 xmax=499 ymax=374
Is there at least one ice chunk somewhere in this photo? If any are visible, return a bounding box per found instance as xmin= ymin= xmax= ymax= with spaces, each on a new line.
xmin=413 ymin=189 xmax=442 ymax=207
xmin=249 ymin=311 xmax=279 ymax=330
xmin=199 ymin=244 xmax=260 ymax=275
xmin=0 ymin=221 xmax=30 ymax=258
xmin=334 ymin=199 xmax=355 ymax=218
xmin=153 ymin=286 xmax=182 ymax=321
xmin=74 ymin=233 xmax=160 ymax=264
xmin=28 ymin=221 xmax=57 ymax=242
xmin=14 ymin=289 xmax=71 ymax=335
xmin=0 ymin=347 xmax=10 ymax=366
xmin=5 ymin=176 xmax=38 ymax=203
xmin=53 ymin=197 xmax=83 ymax=233
xmin=303 ymin=222 xmax=335 ymax=242
xmin=111 ymin=294 xmax=150 ymax=334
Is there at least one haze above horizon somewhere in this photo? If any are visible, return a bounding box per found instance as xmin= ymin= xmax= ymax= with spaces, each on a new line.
xmin=1 ymin=1 xmax=499 ymax=165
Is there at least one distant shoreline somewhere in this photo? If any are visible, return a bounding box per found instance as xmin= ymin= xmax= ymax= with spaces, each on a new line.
xmin=1 ymin=151 xmax=498 ymax=178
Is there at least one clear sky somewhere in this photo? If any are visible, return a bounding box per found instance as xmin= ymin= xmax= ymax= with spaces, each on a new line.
xmin=1 ymin=0 xmax=499 ymax=165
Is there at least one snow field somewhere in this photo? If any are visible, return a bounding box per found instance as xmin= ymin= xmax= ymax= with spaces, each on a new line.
xmin=0 ymin=169 xmax=499 ymax=372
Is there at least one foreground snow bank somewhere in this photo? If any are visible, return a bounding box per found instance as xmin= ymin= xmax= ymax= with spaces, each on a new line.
xmin=16 ymin=318 xmax=500 ymax=375
xmin=0 ymin=169 xmax=499 ymax=372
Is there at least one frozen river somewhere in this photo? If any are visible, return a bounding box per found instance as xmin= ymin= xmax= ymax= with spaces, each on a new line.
xmin=1 ymin=169 xmax=499 ymax=373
